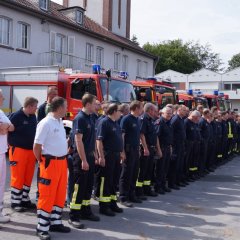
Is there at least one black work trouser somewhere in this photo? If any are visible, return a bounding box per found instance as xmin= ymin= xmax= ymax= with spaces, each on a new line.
xmin=199 ymin=140 xmax=208 ymax=174
xmin=173 ymin=142 xmax=185 ymax=184
xmin=222 ymin=138 xmax=228 ymax=160
xmin=206 ymin=140 xmax=216 ymax=169
xmin=215 ymin=137 xmax=223 ymax=164
xmin=119 ymin=146 xmax=139 ymax=201
xmin=227 ymin=138 xmax=234 ymax=156
xmin=154 ymin=145 xmax=171 ymax=190
xmin=95 ymin=151 xmax=120 ymax=209
xmin=185 ymin=141 xmax=194 ymax=178
xmin=136 ymin=146 xmax=155 ymax=195
xmin=69 ymin=153 xmax=95 ymax=221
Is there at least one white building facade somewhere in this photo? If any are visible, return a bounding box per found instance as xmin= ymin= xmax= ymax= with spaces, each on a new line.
xmin=156 ymin=68 xmax=240 ymax=111
xmin=0 ymin=0 xmax=156 ymax=80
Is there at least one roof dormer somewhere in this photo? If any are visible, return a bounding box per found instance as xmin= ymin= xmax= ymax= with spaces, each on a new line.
xmin=59 ymin=7 xmax=85 ymax=26
xmin=39 ymin=0 xmax=49 ymax=11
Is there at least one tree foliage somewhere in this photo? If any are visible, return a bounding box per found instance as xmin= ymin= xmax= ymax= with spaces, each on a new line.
xmin=228 ymin=53 xmax=240 ymax=70
xmin=143 ymin=39 xmax=223 ymax=74
xmin=131 ymin=34 xmax=140 ymax=46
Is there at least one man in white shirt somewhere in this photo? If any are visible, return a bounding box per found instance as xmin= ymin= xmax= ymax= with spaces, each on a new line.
xmin=33 ymin=97 xmax=70 ymax=240
xmin=0 ymin=89 xmax=14 ymax=223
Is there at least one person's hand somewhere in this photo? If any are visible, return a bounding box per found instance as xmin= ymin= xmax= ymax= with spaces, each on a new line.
xmin=120 ymin=152 xmax=126 ymax=162
xmin=82 ymin=161 xmax=89 ymax=171
xmin=143 ymin=148 xmax=150 ymax=156
xmin=98 ymin=157 xmax=105 ymax=167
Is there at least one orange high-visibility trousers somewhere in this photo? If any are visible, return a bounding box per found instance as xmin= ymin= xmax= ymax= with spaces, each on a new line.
xmin=37 ymin=156 xmax=67 ymax=232
xmin=9 ymin=146 xmax=36 ymax=205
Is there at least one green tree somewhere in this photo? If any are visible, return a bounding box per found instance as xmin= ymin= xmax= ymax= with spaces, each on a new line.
xmin=143 ymin=40 xmax=223 ymax=74
xmin=228 ymin=53 xmax=240 ymax=70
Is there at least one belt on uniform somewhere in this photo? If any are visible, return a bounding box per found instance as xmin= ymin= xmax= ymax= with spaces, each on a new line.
xmin=42 ymin=154 xmax=66 ymax=160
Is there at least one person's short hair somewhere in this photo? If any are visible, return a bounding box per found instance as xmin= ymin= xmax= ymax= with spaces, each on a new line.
xmin=173 ymin=104 xmax=179 ymax=111
xmin=190 ymin=110 xmax=201 ymax=117
xmin=23 ymin=97 xmax=38 ymax=108
xmin=106 ymin=103 xmax=119 ymax=115
xmin=50 ymin=97 xmax=66 ymax=112
xmin=144 ymin=102 xmax=154 ymax=113
xmin=82 ymin=93 xmax=96 ymax=107
xmin=203 ymin=108 xmax=210 ymax=115
xmin=161 ymin=106 xmax=173 ymax=114
xmin=211 ymin=106 xmax=218 ymax=113
xmin=119 ymin=103 xmax=129 ymax=113
xmin=221 ymin=111 xmax=227 ymax=116
xmin=129 ymin=100 xmax=142 ymax=111
xmin=166 ymin=104 xmax=173 ymax=109
xmin=47 ymin=86 xmax=58 ymax=95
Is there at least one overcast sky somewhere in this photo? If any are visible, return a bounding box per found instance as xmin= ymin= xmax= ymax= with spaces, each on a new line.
xmin=53 ymin=0 xmax=240 ymax=67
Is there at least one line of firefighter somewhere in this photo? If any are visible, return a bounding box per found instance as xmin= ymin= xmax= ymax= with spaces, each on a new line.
xmin=0 ymin=87 xmax=240 ymax=240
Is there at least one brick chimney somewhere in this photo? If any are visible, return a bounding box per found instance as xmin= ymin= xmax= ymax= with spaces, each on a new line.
xmin=63 ymin=0 xmax=69 ymax=7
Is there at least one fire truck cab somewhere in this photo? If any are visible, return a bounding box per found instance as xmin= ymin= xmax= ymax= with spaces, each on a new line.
xmin=0 ymin=65 xmax=136 ymax=128
xmin=132 ymin=77 xmax=177 ymax=109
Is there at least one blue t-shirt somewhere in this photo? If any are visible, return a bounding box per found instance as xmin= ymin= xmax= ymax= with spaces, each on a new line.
xmin=96 ymin=116 xmax=123 ymax=152
xmin=8 ymin=108 xmax=37 ymax=149
xmin=72 ymin=110 xmax=95 ymax=153
xmin=139 ymin=113 xmax=157 ymax=146
xmin=121 ymin=114 xmax=140 ymax=147
xmin=155 ymin=116 xmax=173 ymax=146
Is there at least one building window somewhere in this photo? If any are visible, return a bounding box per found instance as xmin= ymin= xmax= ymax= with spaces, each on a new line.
xmin=137 ymin=59 xmax=141 ymax=77
xmin=143 ymin=61 xmax=148 ymax=77
xmin=122 ymin=55 xmax=128 ymax=71
xmin=86 ymin=43 xmax=94 ymax=63
xmin=39 ymin=0 xmax=48 ymax=11
xmin=17 ymin=22 xmax=30 ymax=50
xmin=55 ymin=34 xmax=65 ymax=63
xmin=232 ymin=84 xmax=240 ymax=90
xmin=224 ymin=84 xmax=231 ymax=90
xmin=96 ymin=47 xmax=104 ymax=66
xmin=0 ymin=17 xmax=11 ymax=46
xmin=76 ymin=10 xmax=83 ymax=25
xmin=114 ymin=52 xmax=120 ymax=71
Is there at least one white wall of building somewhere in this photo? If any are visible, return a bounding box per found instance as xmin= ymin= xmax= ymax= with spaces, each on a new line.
xmin=0 ymin=5 xmax=154 ymax=81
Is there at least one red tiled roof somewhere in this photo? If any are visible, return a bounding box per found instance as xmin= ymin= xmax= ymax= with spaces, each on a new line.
xmin=4 ymin=0 xmax=156 ymax=59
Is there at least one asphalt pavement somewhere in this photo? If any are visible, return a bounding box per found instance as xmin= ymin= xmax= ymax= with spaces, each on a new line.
xmin=1 ymin=157 xmax=240 ymax=240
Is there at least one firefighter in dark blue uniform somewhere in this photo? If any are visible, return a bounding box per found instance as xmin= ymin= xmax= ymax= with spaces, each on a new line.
xmin=96 ymin=103 xmax=124 ymax=216
xmin=69 ymin=94 xmax=100 ymax=229
xmin=119 ymin=101 xmax=143 ymax=207
xmin=206 ymin=113 xmax=216 ymax=172
xmin=221 ymin=111 xmax=229 ymax=161
xmin=136 ymin=103 xmax=161 ymax=198
xmin=236 ymin=114 xmax=240 ymax=153
xmin=155 ymin=106 xmax=173 ymax=194
xmin=215 ymin=112 xmax=223 ymax=165
xmin=184 ymin=110 xmax=201 ymax=181
xmin=198 ymin=109 xmax=211 ymax=176
xmin=169 ymin=105 xmax=187 ymax=189
xmin=227 ymin=111 xmax=236 ymax=157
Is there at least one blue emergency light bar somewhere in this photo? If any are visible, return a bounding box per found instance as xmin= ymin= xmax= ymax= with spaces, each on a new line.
xmin=187 ymin=89 xmax=193 ymax=95
xmin=219 ymin=92 xmax=224 ymax=96
xmin=213 ymin=90 xmax=219 ymax=96
xmin=119 ymin=71 xmax=128 ymax=79
xmin=92 ymin=64 xmax=101 ymax=74
xmin=147 ymin=77 xmax=157 ymax=81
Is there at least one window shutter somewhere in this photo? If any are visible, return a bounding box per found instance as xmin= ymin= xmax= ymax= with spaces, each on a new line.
xmin=68 ymin=36 xmax=75 ymax=55
xmin=50 ymin=31 xmax=56 ymax=51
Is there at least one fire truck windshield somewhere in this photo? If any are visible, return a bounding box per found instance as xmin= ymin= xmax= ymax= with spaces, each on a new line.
xmin=218 ymin=99 xmax=226 ymax=111
xmin=156 ymin=86 xmax=176 ymax=108
xmin=100 ymin=78 xmax=136 ymax=103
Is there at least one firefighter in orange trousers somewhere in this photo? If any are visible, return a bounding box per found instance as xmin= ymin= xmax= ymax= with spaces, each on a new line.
xmin=33 ymin=97 xmax=71 ymax=240
xmin=8 ymin=97 xmax=38 ymax=212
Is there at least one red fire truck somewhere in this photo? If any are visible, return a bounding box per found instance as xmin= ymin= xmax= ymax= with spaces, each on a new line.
xmin=0 ymin=65 xmax=136 ymax=129
xmin=132 ymin=78 xmax=177 ymax=109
